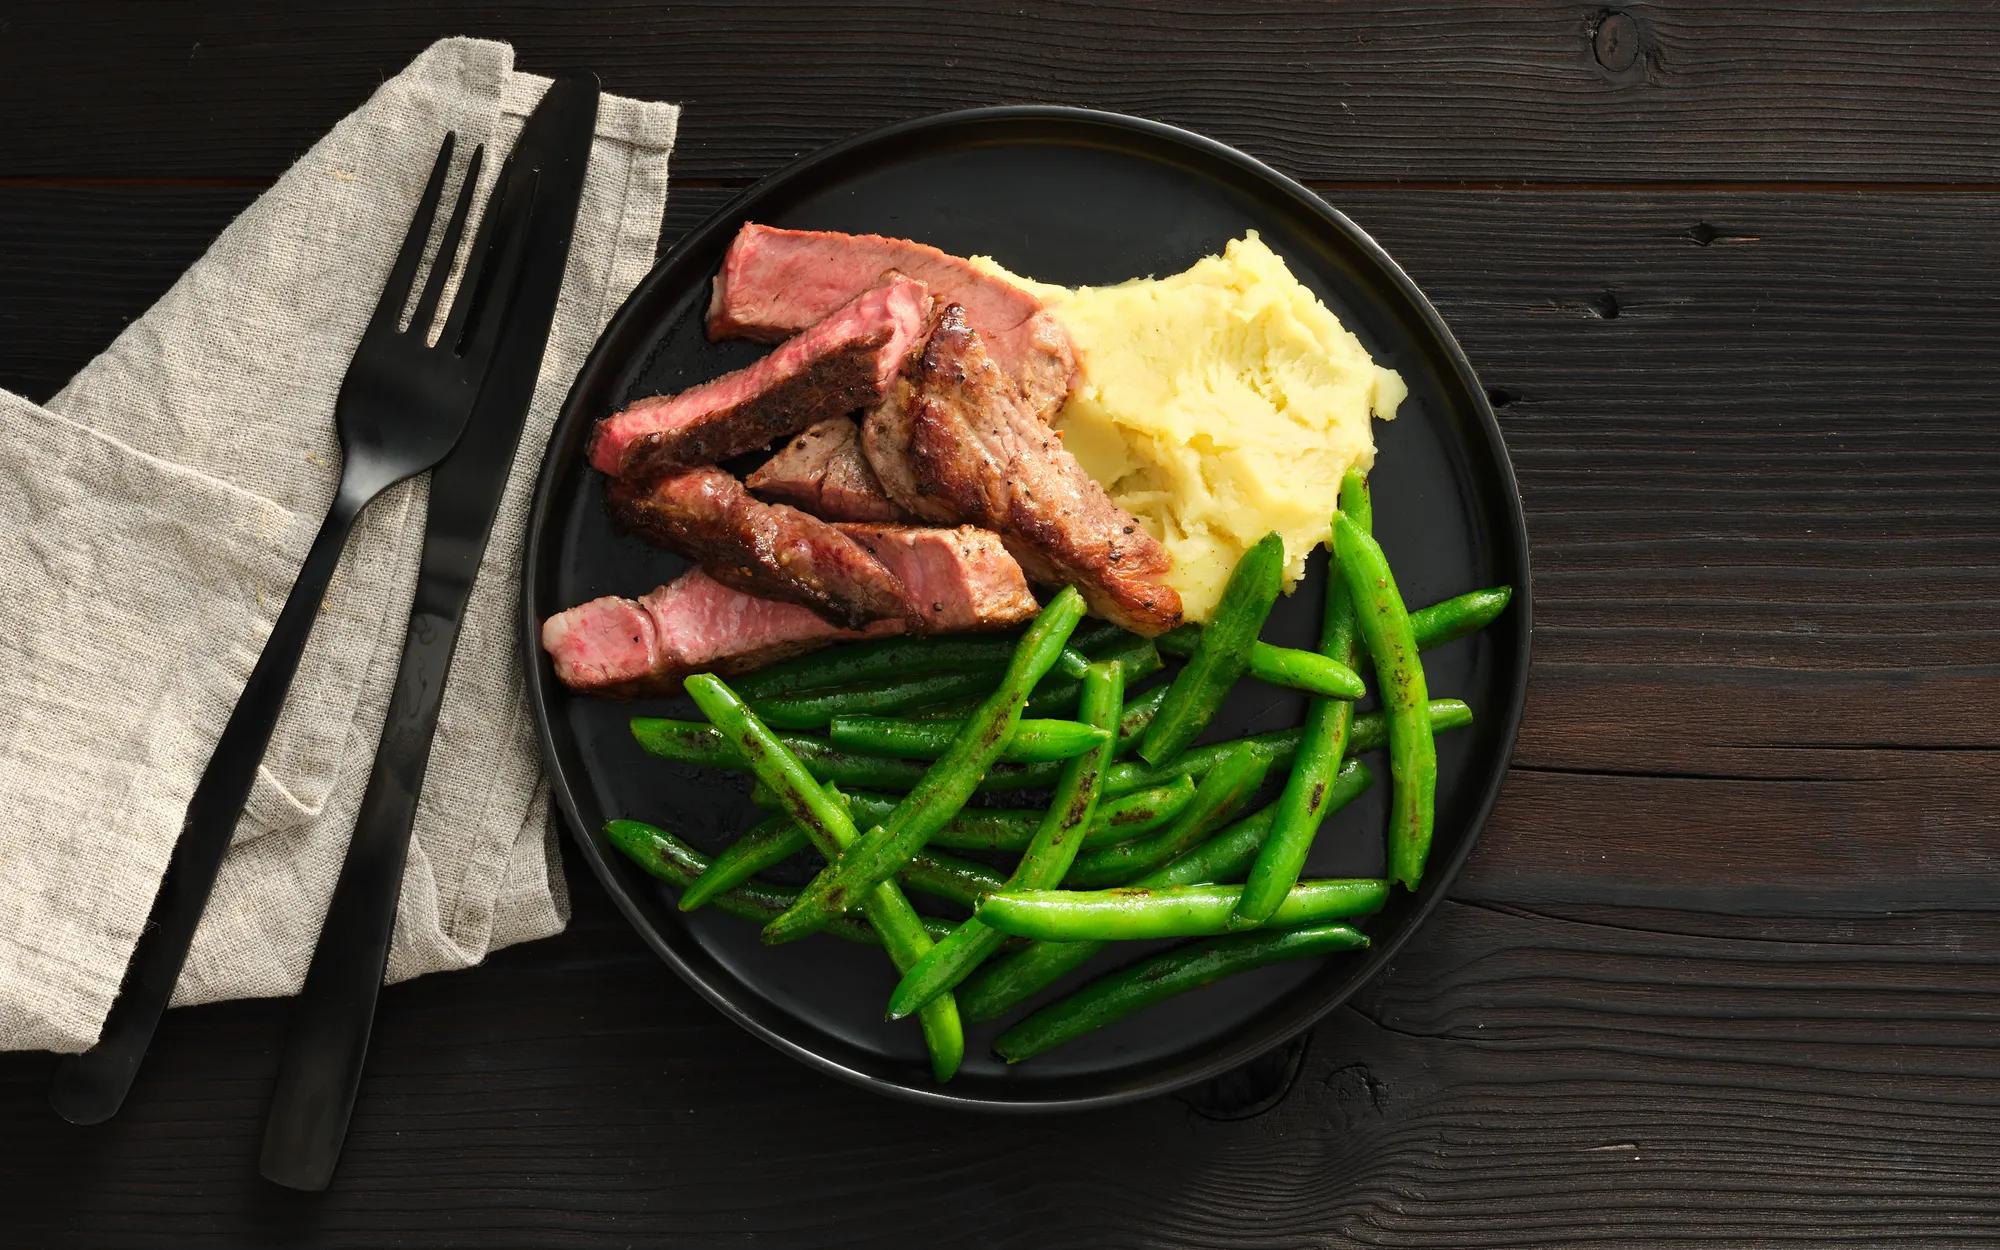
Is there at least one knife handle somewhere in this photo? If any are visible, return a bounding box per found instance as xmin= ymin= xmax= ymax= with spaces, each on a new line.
xmin=259 ymin=572 xmax=464 ymax=1192
xmin=48 ymin=485 xmax=368 ymax=1126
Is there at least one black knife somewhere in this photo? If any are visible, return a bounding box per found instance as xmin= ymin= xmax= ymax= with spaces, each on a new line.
xmin=257 ymin=74 xmax=601 ymax=1192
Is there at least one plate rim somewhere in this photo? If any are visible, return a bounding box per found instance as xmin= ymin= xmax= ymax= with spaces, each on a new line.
xmin=520 ymin=103 xmax=1533 ymax=1112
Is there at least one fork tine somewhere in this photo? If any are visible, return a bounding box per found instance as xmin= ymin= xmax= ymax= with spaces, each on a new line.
xmin=406 ymin=143 xmax=484 ymax=342
xmin=430 ymin=151 xmax=517 ymax=351
xmin=364 ymin=132 xmax=455 ymax=337
xmin=441 ymin=164 xmax=538 ymax=357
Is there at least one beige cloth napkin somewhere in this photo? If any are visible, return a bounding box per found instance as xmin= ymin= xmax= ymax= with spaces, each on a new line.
xmin=0 ymin=38 xmax=679 ymax=1052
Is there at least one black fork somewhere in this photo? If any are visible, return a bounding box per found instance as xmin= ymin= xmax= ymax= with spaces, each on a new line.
xmin=47 ymin=134 xmax=539 ymax=1127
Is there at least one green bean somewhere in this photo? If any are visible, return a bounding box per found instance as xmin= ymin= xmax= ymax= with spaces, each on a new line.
xmin=650 ymin=698 xmax=1466 ymax=804
xmin=1139 ymin=583 xmax=1506 ymax=717
xmin=1114 ymin=684 xmax=1170 ymax=756
xmin=631 ymin=718 xmax=936 ymax=791
xmin=958 ymin=760 xmax=1372 ymax=1022
xmin=749 ymin=668 xmax=1005 ymax=730
xmin=886 ymin=661 xmax=1123 ymax=1020
xmin=1063 ymin=745 xmax=1272 ymax=887
xmin=766 ymin=588 xmax=1090 ymax=943
xmin=1023 ymin=635 xmax=1163 ymax=717
xmin=603 ymin=819 xmax=952 ymax=945
xmin=677 ymin=814 xmax=803 ymax=912
xmin=680 ymin=674 xmax=964 ymax=1081
xmin=828 ymin=716 xmax=1109 ymax=764
xmin=1166 ymin=762 xmax=1367 ymax=886
xmin=1066 ymin=619 xmax=1136 ymax=654
xmin=680 ymin=580 xmax=1496 ymax=744
xmin=993 ymin=922 xmax=1370 ymax=1062
xmin=1409 ymin=586 xmax=1513 ymax=649
xmin=1143 ymin=583 xmax=1508 ymax=714
xmin=1124 ymin=717 xmax=1264 ymax=784
xmin=1155 ymin=627 xmax=1365 ymax=701
xmin=908 ymin=680 xmax=1165 ymax=761
xmin=675 ymin=810 xmax=994 ymax=913
xmin=1088 ymin=775 xmax=1199 ymax=842
xmin=1334 ymin=514 xmax=1435 ymax=891
xmin=1100 ymin=698 xmax=1470 ymax=795
xmin=753 ymin=641 xmax=1102 ymax=728
xmin=977 ymin=879 xmax=1388 ymax=942
xmin=1138 ymin=533 xmax=1286 ymax=765
xmin=1235 ymin=470 xmax=1370 ymax=927
xmin=756 ymin=776 xmax=1196 ymax=852
xmin=1340 ymin=466 xmax=1374 ymax=532
xmin=911 ymin=632 xmax=1162 ymax=725
xmin=726 ymin=628 xmax=1099 ymax=702
xmin=900 ymin=849 xmax=1007 ymax=910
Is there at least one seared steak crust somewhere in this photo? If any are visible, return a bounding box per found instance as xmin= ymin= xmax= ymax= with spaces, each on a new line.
xmin=609 ymin=467 xmax=909 ymax=630
xmin=904 ymin=305 xmax=1182 ymax=635
xmin=746 ymin=415 xmax=908 ymax=523
xmin=591 ymin=274 xmax=930 ymax=481
xmin=860 ymin=377 xmax=960 ymax=526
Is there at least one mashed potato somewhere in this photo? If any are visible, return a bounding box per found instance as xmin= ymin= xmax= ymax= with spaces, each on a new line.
xmin=978 ymin=233 xmax=1404 ymax=621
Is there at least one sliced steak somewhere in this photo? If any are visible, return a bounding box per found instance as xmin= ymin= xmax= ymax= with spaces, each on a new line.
xmin=842 ymin=523 xmax=1040 ymax=632
xmin=903 ymin=305 xmax=1183 ymax=635
xmin=540 ymin=571 xmax=898 ymax=698
xmin=590 ymin=273 xmax=931 ymax=480
xmin=860 ymin=377 xmax=959 ymax=525
xmin=542 ymin=530 xmax=1040 ymax=697
xmin=610 ymin=467 xmax=908 ymax=629
xmin=746 ymin=415 xmax=908 ymax=523
xmin=708 ymin=223 xmax=1076 ymax=418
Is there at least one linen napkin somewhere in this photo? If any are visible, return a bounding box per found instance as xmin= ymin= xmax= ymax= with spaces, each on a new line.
xmin=0 ymin=38 xmax=679 ymax=1052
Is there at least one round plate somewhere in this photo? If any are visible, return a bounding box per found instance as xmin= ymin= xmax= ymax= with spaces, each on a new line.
xmin=522 ymin=107 xmax=1531 ymax=1111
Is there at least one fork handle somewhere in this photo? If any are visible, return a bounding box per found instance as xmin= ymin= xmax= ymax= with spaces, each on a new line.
xmin=259 ymin=558 xmax=468 ymax=1190
xmin=47 ymin=482 xmax=369 ymax=1126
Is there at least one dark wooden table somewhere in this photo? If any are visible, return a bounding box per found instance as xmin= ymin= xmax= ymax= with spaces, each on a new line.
xmin=4 ymin=4 xmax=1997 ymax=1246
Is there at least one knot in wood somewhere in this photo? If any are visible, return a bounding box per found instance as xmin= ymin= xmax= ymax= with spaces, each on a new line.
xmin=1593 ymin=11 xmax=1641 ymax=73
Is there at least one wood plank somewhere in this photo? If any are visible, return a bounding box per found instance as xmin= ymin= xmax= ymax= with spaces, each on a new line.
xmin=7 ymin=2 xmax=2000 ymax=184
xmin=0 ymin=878 xmax=1992 ymax=1246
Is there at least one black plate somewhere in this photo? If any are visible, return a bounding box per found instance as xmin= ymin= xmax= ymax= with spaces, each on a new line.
xmin=521 ymin=107 xmax=1531 ymax=1111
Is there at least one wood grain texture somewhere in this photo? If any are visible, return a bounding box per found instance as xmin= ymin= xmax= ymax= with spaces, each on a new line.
xmin=6 ymin=1 xmax=2000 ymax=184
xmin=0 ymin=870 xmax=1992 ymax=1249
xmin=4 ymin=3 xmax=1998 ymax=1245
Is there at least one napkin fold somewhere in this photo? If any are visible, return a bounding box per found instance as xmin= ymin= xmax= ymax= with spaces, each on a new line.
xmin=0 ymin=38 xmax=679 ymax=1052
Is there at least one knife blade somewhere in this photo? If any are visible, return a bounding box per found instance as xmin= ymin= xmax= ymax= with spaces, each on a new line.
xmin=257 ymin=74 xmax=601 ymax=1192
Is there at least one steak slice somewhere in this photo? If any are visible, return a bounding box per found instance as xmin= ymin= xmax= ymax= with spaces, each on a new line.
xmin=542 ymin=529 xmax=1040 ymax=697
xmin=746 ymin=415 xmax=908 ymax=523
xmin=708 ymin=223 xmax=1076 ymax=418
xmin=904 ymin=305 xmax=1183 ymax=635
xmin=842 ymin=523 xmax=1040 ymax=632
xmin=590 ymin=273 xmax=931 ymax=480
xmin=540 ymin=571 xmax=898 ymax=698
xmin=860 ymin=377 xmax=960 ymax=525
xmin=610 ymin=466 xmax=909 ymax=629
